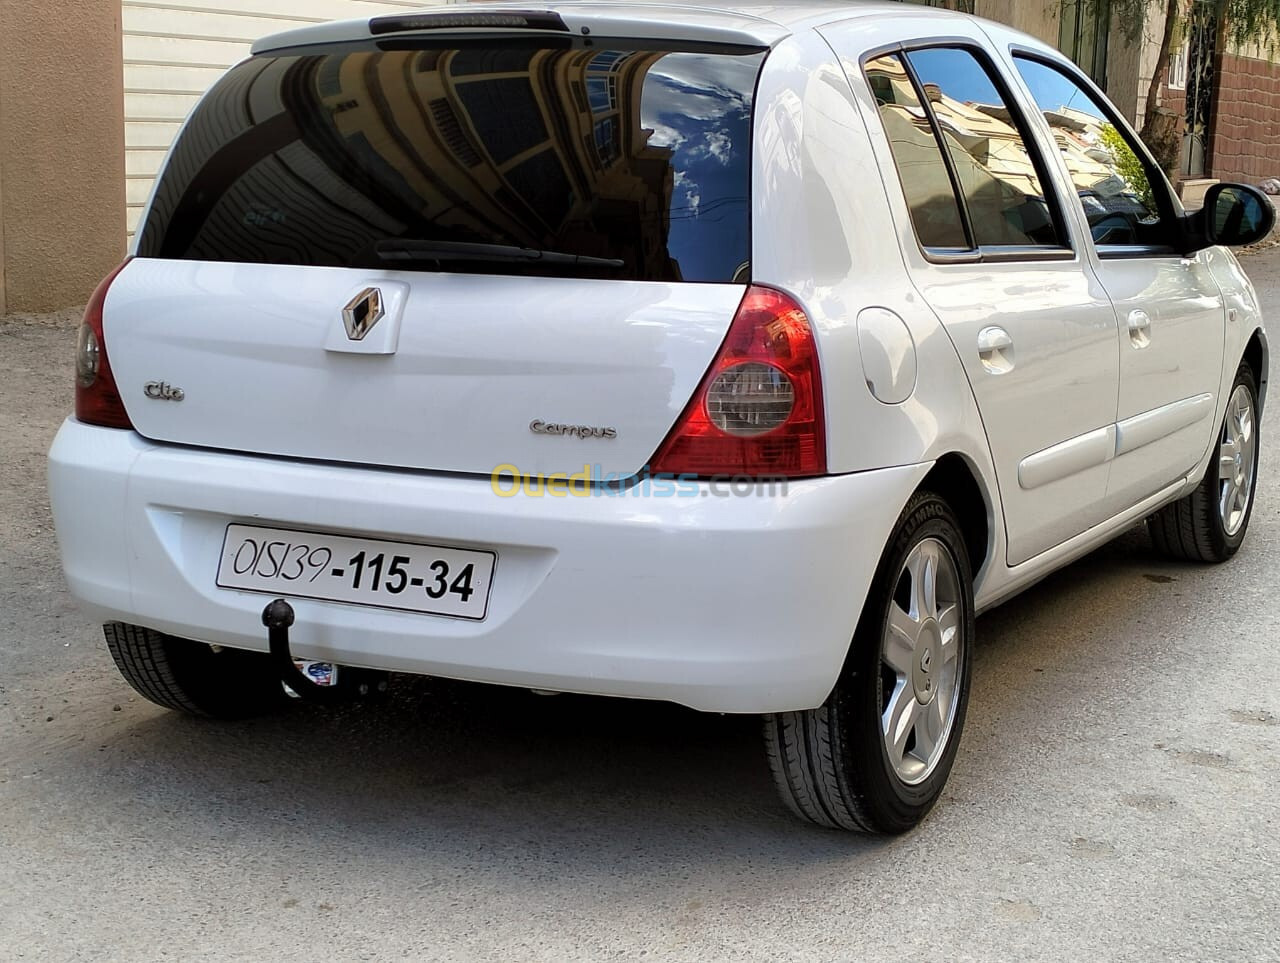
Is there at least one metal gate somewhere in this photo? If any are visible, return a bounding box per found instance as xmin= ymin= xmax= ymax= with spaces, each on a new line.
xmin=1182 ymin=0 xmax=1218 ymax=178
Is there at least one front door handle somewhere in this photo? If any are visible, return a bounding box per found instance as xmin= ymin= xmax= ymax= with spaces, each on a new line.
xmin=977 ymin=326 xmax=1014 ymax=374
xmin=1128 ymin=309 xmax=1152 ymax=349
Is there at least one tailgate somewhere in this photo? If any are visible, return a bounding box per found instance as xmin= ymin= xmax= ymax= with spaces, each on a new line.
xmin=117 ymin=33 xmax=767 ymax=478
xmin=105 ymin=261 xmax=742 ymax=478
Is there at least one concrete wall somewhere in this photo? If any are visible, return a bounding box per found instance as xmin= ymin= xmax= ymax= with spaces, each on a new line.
xmin=1106 ymin=21 xmax=1144 ymax=126
xmin=974 ymin=0 xmax=1060 ymax=46
xmin=0 ymin=0 xmax=126 ymax=313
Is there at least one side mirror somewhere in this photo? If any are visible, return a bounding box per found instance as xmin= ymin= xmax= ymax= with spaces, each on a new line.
xmin=1203 ymin=183 xmax=1275 ymax=247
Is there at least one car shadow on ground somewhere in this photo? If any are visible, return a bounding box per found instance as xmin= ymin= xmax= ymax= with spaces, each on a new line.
xmin=74 ymin=523 xmax=1186 ymax=868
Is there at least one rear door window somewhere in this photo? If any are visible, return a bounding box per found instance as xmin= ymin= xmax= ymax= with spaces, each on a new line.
xmin=138 ymin=40 xmax=765 ymax=283
xmin=865 ymin=52 xmax=969 ymax=249
xmin=904 ymin=48 xmax=1066 ymax=250
xmin=864 ymin=46 xmax=1069 ymax=257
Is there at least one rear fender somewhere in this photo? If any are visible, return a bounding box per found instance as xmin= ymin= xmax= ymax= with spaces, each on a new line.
xmin=751 ymin=29 xmax=1006 ymax=589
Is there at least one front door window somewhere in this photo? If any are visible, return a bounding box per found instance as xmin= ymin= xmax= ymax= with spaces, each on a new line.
xmin=1014 ymin=56 xmax=1175 ymax=250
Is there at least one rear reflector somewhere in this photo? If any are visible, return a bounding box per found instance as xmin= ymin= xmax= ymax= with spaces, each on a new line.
xmin=75 ymin=259 xmax=134 ymax=430
xmin=649 ymin=286 xmax=826 ymax=479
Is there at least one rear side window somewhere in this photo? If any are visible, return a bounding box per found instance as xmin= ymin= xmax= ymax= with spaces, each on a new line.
xmin=137 ymin=40 xmax=765 ymax=283
xmin=865 ymin=47 xmax=1067 ymax=255
xmin=865 ymin=53 xmax=968 ymax=249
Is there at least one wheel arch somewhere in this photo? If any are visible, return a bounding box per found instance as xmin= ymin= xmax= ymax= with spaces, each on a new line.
xmin=1243 ymin=327 xmax=1268 ymax=416
xmin=918 ymin=453 xmax=992 ymax=583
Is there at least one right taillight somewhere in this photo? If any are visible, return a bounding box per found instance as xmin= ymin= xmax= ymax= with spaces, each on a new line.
xmin=649 ymin=285 xmax=826 ymax=478
xmin=75 ymin=259 xmax=134 ymax=430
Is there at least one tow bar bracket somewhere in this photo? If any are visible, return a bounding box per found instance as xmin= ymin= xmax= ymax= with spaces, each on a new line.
xmin=262 ymin=598 xmax=355 ymax=704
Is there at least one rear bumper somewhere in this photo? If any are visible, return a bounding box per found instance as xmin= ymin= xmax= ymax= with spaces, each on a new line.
xmin=48 ymin=420 xmax=927 ymax=713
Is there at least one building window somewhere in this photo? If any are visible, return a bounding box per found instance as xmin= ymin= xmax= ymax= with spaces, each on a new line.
xmin=586 ymin=76 xmax=615 ymax=112
xmin=593 ymin=116 xmax=620 ymax=166
xmin=1059 ymin=0 xmax=1111 ymax=88
xmin=585 ymin=51 xmax=625 ymax=114
xmin=1168 ymin=43 xmax=1188 ymax=90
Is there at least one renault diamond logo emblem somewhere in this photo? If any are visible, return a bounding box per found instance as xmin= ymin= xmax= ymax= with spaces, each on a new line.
xmin=343 ymin=288 xmax=384 ymax=341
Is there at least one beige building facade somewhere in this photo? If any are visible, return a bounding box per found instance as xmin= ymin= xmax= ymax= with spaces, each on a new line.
xmin=0 ymin=0 xmax=126 ymax=314
xmin=0 ymin=0 xmax=448 ymax=313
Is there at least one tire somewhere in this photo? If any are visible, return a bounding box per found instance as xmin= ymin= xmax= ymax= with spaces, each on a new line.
xmin=104 ymin=622 xmax=286 ymax=719
xmin=1148 ymin=363 xmax=1260 ymax=563
xmin=764 ymin=491 xmax=975 ymax=834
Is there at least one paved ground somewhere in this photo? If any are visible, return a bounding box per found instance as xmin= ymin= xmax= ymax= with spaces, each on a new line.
xmin=3 ymin=260 xmax=1280 ymax=963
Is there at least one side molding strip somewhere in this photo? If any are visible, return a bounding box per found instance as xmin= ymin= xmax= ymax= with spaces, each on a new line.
xmin=1114 ymin=393 xmax=1215 ymax=457
xmin=1018 ymin=425 xmax=1116 ymax=490
xmin=1017 ymin=394 xmax=1216 ymax=492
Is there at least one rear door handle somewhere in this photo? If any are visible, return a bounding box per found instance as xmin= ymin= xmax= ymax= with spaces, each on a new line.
xmin=977 ymin=326 xmax=1014 ymax=374
xmin=1128 ymin=310 xmax=1152 ymax=349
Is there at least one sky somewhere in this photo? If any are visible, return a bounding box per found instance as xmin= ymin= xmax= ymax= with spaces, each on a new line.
xmin=639 ymin=50 xmax=762 ymax=282
xmin=907 ymin=46 xmax=1108 ymax=123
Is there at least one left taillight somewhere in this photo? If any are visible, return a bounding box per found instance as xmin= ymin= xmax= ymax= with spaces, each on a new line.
xmin=75 ymin=259 xmax=134 ymax=429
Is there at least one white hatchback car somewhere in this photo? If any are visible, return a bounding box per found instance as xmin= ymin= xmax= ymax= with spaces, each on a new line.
xmin=50 ymin=2 xmax=1272 ymax=833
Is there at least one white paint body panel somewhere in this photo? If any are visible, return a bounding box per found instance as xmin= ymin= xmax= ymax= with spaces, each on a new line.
xmin=53 ymin=2 xmax=1268 ymax=712
xmin=1097 ymin=252 xmax=1226 ymax=513
xmin=105 ymin=262 xmax=743 ymax=479
xmin=50 ymin=418 xmax=925 ymax=713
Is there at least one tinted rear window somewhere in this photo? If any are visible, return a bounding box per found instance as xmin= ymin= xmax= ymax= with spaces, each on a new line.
xmin=137 ymin=40 xmax=765 ymax=283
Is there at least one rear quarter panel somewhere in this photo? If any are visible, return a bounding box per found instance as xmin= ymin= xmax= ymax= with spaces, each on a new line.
xmin=751 ymin=26 xmax=1003 ymax=569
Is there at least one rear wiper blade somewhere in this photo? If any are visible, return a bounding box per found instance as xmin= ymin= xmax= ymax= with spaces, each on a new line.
xmin=374 ymin=239 xmax=624 ymax=269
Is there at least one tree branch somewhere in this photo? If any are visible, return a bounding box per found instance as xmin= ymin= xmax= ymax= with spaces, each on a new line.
xmin=1142 ymin=0 xmax=1184 ymax=135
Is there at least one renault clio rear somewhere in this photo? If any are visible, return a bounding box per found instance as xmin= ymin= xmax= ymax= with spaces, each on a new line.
xmin=50 ymin=2 xmax=1271 ymax=833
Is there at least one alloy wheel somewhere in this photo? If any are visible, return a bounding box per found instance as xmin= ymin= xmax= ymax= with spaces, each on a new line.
xmin=1218 ymin=383 xmax=1257 ymax=537
xmin=880 ymin=537 xmax=965 ymax=786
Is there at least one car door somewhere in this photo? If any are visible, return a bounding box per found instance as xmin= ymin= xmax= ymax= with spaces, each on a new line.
xmin=1010 ymin=53 xmax=1226 ymax=515
xmin=837 ymin=30 xmax=1121 ymax=566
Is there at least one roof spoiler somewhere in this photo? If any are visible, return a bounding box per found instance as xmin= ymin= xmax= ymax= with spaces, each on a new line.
xmin=251 ymin=5 xmax=785 ymax=55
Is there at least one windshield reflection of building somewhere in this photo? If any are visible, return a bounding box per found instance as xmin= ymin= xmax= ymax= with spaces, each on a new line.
xmin=318 ymin=47 xmax=679 ymax=278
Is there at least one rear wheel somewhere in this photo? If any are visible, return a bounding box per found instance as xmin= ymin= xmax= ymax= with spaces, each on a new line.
xmin=104 ymin=622 xmax=286 ymax=719
xmin=764 ymin=492 xmax=975 ymax=833
xmin=1148 ymin=363 xmax=1260 ymax=563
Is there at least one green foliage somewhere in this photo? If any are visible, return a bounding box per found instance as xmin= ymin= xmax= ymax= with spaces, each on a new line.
xmin=1100 ymin=123 xmax=1156 ymax=208
xmin=1080 ymin=0 xmax=1280 ymax=50
xmin=1220 ymin=0 xmax=1280 ymax=48
xmin=1103 ymin=0 xmax=1160 ymax=45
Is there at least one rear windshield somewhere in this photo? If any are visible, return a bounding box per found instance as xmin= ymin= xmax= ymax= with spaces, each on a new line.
xmin=137 ymin=39 xmax=765 ymax=283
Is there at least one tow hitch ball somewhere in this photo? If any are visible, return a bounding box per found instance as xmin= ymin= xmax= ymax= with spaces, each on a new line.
xmin=261 ymin=599 xmax=388 ymax=703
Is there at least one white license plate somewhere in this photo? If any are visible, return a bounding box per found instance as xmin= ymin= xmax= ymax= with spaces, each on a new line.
xmin=216 ymin=524 xmax=496 ymax=620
